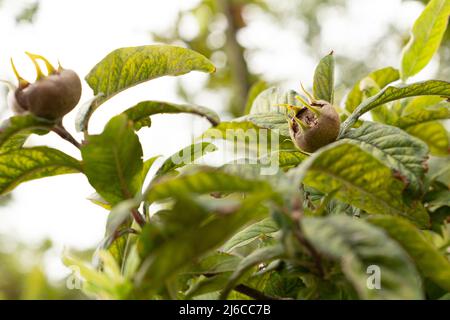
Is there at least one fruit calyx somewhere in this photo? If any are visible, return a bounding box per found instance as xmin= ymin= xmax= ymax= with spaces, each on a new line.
xmin=280 ymin=84 xmax=340 ymax=153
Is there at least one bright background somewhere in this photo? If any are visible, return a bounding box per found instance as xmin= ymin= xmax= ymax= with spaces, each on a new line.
xmin=0 ymin=0 xmax=443 ymax=294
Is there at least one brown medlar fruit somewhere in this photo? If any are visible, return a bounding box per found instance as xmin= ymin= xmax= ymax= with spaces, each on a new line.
xmin=281 ymin=87 xmax=340 ymax=153
xmin=9 ymin=52 xmax=82 ymax=121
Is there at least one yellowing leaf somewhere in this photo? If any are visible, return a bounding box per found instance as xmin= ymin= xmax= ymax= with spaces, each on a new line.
xmin=401 ymin=0 xmax=450 ymax=80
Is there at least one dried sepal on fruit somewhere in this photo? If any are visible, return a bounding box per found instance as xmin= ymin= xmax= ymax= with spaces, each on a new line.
xmin=280 ymin=84 xmax=340 ymax=153
xmin=8 ymin=53 xmax=82 ymax=121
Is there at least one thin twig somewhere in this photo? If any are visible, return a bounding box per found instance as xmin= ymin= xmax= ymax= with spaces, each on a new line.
xmin=289 ymin=198 xmax=325 ymax=278
xmin=131 ymin=208 xmax=146 ymax=228
xmin=52 ymin=124 xmax=81 ymax=149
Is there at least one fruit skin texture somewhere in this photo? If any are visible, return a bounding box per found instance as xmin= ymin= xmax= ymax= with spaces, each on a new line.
xmin=13 ymin=69 xmax=82 ymax=121
xmin=289 ymin=100 xmax=340 ymax=153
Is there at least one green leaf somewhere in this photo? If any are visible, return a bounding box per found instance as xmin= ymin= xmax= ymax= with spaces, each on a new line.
xmin=141 ymin=156 xmax=160 ymax=183
xmin=303 ymin=216 xmax=423 ymax=300
xmin=86 ymin=45 xmax=215 ymax=105
xmin=123 ymin=100 xmax=220 ymax=130
xmin=105 ymin=198 xmax=139 ymax=236
xmin=223 ymin=218 xmax=279 ymax=252
xmin=0 ymin=115 xmax=54 ymax=153
xmin=187 ymin=252 xmax=242 ymax=275
xmin=155 ymin=142 xmax=217 ymax=177
xmin=345 ymin=67 xmax=400 ymax=113
xmin=274 ymin=150 xmax=308 ymax=168
xmin=87 ymin=192 xmax=112 ymax=210
xmin=0 ymin=147 xmax=81 ymax=195
xmin=394 ymin=97 xmax=450 ymax=128
xmin=201 ymin=121 xmax=294 ymax=151
xmin=341 ymin=80 xmax=450 ymax=134
xmin=313 ymin=52 xmax=335 ymax=103
xmin=144 ymin=168 xmax=272 ymax=203
xmin=401 ymin=0 xmax=450 ymax=80
xmin=135 ymin=192 xmax=274 ymax=290
xmin=81 ymin=115 xmax=143 ymax=205
xmin=185 ymin=274 xmax=231 ymax=299
xmin=237 ymin=113 xmax=290 ymax=137
xmin=389 ymin=97 xmax=450 ymax=156
xmin=288 ymin=140 xmax=430 ymax=227
xmin=368 ymin=216 xmax=450 ymax=292
xmin=343 ymin=121 xmax=429 ymax=196
xmin=244 ymin=80 xmax=268 ymax=115
xmin=220 ymin=244 xmax=285 ymax=299
xmin=406 ymin=122 xmax=449 ymax=156
xmin=249 ymin=87 xmax=300 ymax=115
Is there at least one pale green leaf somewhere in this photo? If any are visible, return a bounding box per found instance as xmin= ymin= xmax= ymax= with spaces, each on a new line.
xmin=401 ymin=0 xmax=450 ymax=80
xmin=406 ymin=121 xmax=449 ymax=156
xmin=249 ymin=87 xmax=300 ymax=115
xmin=237 ymin=113 xmax=290 ymax=136
xmin=313 ymin=52 xmax=335 ymax=103
xmin=345 ymin=67 xmax=400 ymax=113
xmin=223 ymin=218 xmax=279 ymax=252
xmin=0 ymin=147 xmax=81 ymax=195
xmin=244 ymin=80 xmax=268 ymax=115
xmin=394 ymin=97 xmax=450 ymax=128
xmin=141 ymin=155 xmax=160 ymax=183
xmin=87 ymin=192 xmax=112 ymax=210
xmin=144 ymin=168 xmax=272 ymax=203
xmin=155 ymin=142 xmax=217 ymax=177
xmin=341 ymin=80 xmax=450 ymax=133
xmin=0 ymin=115 xmax=54 ymax=153
xmin=303 ymin=216 xmax=423 ymax=299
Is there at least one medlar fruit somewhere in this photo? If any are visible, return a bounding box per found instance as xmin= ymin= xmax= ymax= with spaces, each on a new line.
xmin=281 ymin=87 xmax=340 ymax=153
xmin=9 ymin=52 xmax=82 ymax=121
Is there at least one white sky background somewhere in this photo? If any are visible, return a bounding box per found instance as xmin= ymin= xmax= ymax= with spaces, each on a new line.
xmin=0 ymin=0 xmax=430 ymax=278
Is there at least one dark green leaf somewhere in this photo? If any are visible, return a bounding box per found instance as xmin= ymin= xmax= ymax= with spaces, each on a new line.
xmin=136 ymin=192 xmax=274 ymax=290
xmin=303 ymin=216 xmax=423 ymax=299
xmin=368 ymin=216 xmax=450 ymax=292
xmin=220 ymin=244 xmax=285 ymax=299
xmin=288 ymin=141 xmax=430 ymax=227
xmin=343 ymin=121 xmax=429 ymax=196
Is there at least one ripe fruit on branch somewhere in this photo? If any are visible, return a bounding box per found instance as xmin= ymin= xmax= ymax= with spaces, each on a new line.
xmin=8 ymin=53 xmax=82 ymax=121
xmin=280 ymin=85 xmax=340 ymax=153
